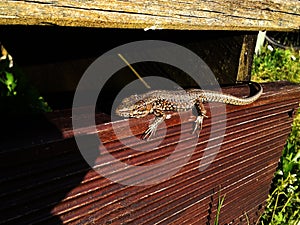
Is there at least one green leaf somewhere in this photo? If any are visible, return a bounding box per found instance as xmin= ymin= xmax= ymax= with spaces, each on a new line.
xmin=5 ymin=72 xmax=14 ymax=84
xmin=292 ymin=150 xmax=300 ymax=163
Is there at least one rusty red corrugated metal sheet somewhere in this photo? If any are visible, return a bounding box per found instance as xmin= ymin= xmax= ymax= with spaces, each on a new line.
xmin=1 ymin=82 xmax=299 ymax=225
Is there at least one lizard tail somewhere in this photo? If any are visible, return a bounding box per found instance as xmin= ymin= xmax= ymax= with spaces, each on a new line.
xmin=202 ymin=82 xmax=263 ymax=105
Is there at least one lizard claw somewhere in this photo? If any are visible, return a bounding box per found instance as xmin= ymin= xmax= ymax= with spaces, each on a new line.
xmin=192 ymin=114 xmax=208 ymax=135
xmin=142 ymin=116 xmax=165 ymax=140
xmin=142 ymin=123 xmax=158 ymax=140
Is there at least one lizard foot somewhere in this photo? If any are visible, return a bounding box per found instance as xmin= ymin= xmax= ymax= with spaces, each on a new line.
xmin=192 ymin=114 xmax=208 ymax=135
xmin=142 ymin=116 xmax=165 ymax=140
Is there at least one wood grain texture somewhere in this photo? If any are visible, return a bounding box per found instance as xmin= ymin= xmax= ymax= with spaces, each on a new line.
xmin=1 ymin=82 xmax=299 ymax=224
xmin=0 ymin=0 xmax=299 ymax=30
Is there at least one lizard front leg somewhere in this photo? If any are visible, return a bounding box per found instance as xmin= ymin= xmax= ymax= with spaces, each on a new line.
xmin=142 ymin=109 xmax=166 ymax=140
xmin=192 ymin=100 xmax=208 ymax=135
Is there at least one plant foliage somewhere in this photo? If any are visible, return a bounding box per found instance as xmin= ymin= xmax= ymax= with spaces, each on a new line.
xmin=252 ymin=45 xmax=300 ymax=225
xmin=0 ymin=45 xmax=51 ymax=113
xmin=252 ymin=45 xmax=300 ymax=83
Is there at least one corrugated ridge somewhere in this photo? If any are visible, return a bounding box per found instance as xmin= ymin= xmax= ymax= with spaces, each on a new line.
xmin=111 ymin=139 xmax=285 ymax=225
xmin=0 ymin=128 xmax=292 ymax=225
xmin=1 ymin=82 xmax=299 ymax=224
xmin=0 ymin=112 xmax=294 ymax=223
xmin=171 ymin=166 xmax=275 ymax=225
xmin=0 ymin=97 xmax=290 ymax=192
xmin=55 ymin=109 xmax=292 ymax=223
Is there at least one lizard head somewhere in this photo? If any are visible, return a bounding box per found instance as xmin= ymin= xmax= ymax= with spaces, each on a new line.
xmin=116 ymin=96 xmax=152 ymax=118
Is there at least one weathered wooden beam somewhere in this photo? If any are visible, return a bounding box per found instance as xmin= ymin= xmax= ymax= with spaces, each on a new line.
xmin=0 ymin=0 xmax=299 ymax=31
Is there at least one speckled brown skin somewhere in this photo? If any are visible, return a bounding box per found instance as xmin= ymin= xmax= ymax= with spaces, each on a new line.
xmin=116 ymin=82 xmax=263 ymax=140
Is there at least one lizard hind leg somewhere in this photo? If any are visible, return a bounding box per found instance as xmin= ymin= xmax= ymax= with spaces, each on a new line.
xmin=192 ymin=100 xmax=208 ymax=136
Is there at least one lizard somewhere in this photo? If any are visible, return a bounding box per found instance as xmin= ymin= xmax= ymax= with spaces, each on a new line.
xmin=115 ymin=82 xmax=263 ymax=140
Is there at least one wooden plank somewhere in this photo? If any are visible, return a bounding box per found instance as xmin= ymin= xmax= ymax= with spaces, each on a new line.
xmin=237 ymin=34 xmax=257 ymax=82
xmin=0 ymin=0 xmax=299 ymax=31
xmin=1 ymin=82 xmax=299 ymax=224
xmin=1 ymin=82 xmax=300 ymax=224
